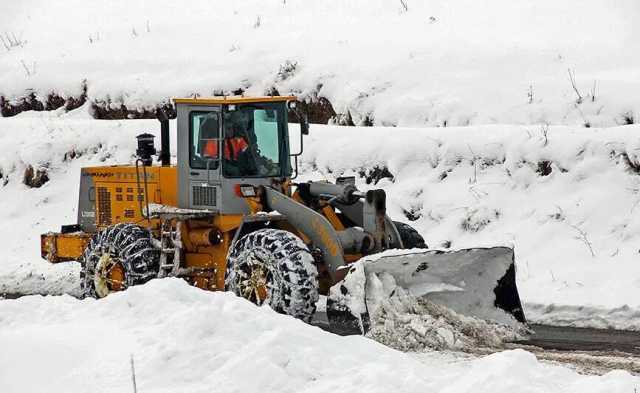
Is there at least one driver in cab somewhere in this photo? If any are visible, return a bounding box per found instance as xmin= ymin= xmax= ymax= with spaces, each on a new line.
xmin=203 ymin=124 xmax=248 ymax=161
xmin=202 ymin=122 xmax=253 ymax=176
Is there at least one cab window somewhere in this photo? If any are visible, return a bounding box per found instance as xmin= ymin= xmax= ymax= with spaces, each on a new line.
xmin=189 ymin=111 xmax=220 ymax=169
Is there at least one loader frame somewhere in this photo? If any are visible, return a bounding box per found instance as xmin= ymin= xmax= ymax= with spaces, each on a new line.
xmin=40 ymin=95 xmax=525 ymax=330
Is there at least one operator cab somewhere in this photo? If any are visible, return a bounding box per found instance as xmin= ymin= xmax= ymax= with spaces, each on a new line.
xmin=172 ymin=96 xmax=306 ymax=213
xmin=189 ymin=102 xmax=285 ymax=178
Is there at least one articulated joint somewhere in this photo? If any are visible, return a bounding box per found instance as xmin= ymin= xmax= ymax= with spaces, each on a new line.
xmin=336 ymin=227 xmax=374 ymax=254
xmin=188 ymin=228 xmax=223 ymax=247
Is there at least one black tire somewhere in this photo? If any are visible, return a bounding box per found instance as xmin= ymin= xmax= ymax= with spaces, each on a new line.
xmin=393 ymin=221 xmax=428 ymax=249
xmin=224 ymin=229 xmax=319 ymax=322
xmin=79 ymin=223 xmax=160 ymax=298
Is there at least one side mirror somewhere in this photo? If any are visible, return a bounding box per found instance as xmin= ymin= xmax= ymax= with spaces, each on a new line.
xmin=300 ymin=114 xmax=310 ymax=135
xmin=289 ymin=101 xmax=310 ymax=135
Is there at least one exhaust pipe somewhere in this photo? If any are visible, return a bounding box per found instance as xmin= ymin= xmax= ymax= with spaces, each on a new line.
xmin=157 ymin=109 xmax=170 ymax=167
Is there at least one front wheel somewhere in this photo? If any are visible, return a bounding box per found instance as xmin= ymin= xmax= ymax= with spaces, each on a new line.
xmin=393 ymin=221 xmax=428 ymax=249
xmin=79 ymin=223 xmax=160 ymax=298
xmin=224 ymin=229 xmax=319 ymax=322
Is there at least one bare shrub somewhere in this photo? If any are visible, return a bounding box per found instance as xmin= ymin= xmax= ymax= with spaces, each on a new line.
xmin=23 ymin=165 xmax=49 ymax=188
xmin=461 ymin=207 xmax=501 ymax=232
xmin=0 ymin=32 xmax=26 ymax=51
xmin=358 ymin=166 xmax=394 ymax=185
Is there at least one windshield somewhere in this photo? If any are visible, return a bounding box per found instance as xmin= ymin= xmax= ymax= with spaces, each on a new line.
xmin=221 ymin=104 xmax=284 ymax=178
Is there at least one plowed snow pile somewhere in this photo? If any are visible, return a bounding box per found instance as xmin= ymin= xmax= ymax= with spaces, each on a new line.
xmin=367 ymin=295 xmax=526 ymax=352
xmin=0 ymin=279 xmax=638 ymax=393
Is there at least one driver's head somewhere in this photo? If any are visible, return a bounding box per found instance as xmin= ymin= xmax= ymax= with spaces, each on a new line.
xmin=200 ymin=118 xmax=218 ymax=138
xmin=226 ymin=123 xmax=244 ymax=138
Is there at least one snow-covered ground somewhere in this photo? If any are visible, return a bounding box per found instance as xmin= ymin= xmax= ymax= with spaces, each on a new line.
xmin=1 ymin=1 xmax=639 ymax=126
xmin=1 ymin=278 xmax=638 ymax=393
xmin=1 ymin=108 xmax=640 ymax=331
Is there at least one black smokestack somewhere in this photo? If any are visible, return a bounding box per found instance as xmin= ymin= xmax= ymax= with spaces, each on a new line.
xmin=157 ymin=108 xmax=170 ymax=166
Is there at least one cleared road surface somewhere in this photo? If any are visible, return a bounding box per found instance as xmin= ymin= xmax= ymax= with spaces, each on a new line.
xmin=519 ymin=324 xmax=640 ymax=355
xmin=313 ymin=312 xmax=640 ymax=356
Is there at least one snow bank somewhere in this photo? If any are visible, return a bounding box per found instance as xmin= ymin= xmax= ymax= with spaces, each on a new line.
xmin=526 ymin=303 xmax=640 ymax=332
xmin=0 ymin=278 xmax=638 ymax=393
xmin=2 ymin=109 xmax=640 ymax=329
xmin=1 ymin=1 xmax=639 ymax=126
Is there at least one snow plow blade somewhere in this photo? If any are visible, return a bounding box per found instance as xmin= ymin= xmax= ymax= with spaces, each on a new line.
xmin=327 ymin=247 xmax=526 ymax=335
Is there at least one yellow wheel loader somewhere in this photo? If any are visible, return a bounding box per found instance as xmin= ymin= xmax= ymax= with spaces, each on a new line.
xmin=41 ymin=96 xmax=525 ymax=332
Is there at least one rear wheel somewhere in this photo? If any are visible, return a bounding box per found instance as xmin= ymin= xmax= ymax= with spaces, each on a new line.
xmin=225 ymin=229 xmax=319 ymax=322
xmin=79 ymin=223 xmax=160 ymax=298
xmin=393 ymin=221 xmax=428 ymax=249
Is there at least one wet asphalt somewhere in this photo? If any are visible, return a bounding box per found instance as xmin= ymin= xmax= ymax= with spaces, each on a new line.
xmin=519 ymin=324 xmax=640 ymax=355
xmin=312 ymin=311 xmax=640 ymax=356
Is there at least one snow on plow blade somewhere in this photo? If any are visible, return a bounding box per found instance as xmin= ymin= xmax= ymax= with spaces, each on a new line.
xmin=327 ymin=247 xmax=526 ymax=335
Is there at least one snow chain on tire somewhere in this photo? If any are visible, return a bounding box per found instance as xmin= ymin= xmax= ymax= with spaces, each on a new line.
xmin=225 ymin=229 xmax=319 ymax=322
xmin=79 ymin=223 xmax=160 ymax=298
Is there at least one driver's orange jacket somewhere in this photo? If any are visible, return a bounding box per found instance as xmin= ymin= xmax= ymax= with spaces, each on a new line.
xmin=204 ymin=137 xmax=248 ymax=160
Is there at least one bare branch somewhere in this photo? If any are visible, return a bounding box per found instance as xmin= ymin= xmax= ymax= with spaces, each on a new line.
xmin=567 ymin=222 xmax=595 ymax=257
xmin=540 ymin=123 xmax=549 ymax=147
xmin=467 ymin=145 xmax=477 ymax=184
xmin=11 ymin=32 xmax=20 ymax=46
xmin=0 ymin=35 xmax=9 ymax=51
xmin=400 ymin=0 xmax=408 ymax=12
xmin=20 ymin=59 xmax=32 ymax=77
xmin=524 ymin=129 xmax=533 ymax=139
xmin=130 ymin=355 xmax=138 ymax=393
xmin=1 ymin=31 xmax=26 ymax=51
xmin=567 ymin=68 xmax=583 ymax=104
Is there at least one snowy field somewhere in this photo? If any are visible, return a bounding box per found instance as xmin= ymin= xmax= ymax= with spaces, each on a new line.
xmin=1 ymin=108 xmax=640 ymax=331
xmin=0 ymin=1 xmax=639 ymax=127
xmin=1 ymin=279 xmax=639 ymax=393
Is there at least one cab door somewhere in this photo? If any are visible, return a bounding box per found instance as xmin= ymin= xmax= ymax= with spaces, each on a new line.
xmin=177 ymin=105 xmax=222 ymax=210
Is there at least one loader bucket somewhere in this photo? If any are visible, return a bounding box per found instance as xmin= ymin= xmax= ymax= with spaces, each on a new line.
xmin=327 ymin=247 xmax=525 ymax=335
